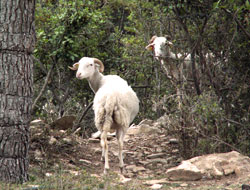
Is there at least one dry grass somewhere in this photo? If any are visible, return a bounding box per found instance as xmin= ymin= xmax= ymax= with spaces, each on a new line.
xmin=0 ymin=164 xmax=148 ymax=190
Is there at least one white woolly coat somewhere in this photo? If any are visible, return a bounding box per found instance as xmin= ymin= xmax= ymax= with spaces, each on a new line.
xmin=93 ymin=75 xmax=139 ymax=133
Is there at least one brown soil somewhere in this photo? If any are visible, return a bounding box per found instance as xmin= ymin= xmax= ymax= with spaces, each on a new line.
xmin=29 ymin=120 xmax=250 ymax=190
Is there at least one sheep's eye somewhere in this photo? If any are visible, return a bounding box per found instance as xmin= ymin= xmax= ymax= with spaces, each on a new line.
xmin=89 ymin=64 xmax=93 ymax=66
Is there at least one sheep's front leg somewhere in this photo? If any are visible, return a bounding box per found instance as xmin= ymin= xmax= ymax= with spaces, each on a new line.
xmin=101 ymin=131 xmax=109 ymax=174
xmin=116 ymin=129 xmax=125 ymax=173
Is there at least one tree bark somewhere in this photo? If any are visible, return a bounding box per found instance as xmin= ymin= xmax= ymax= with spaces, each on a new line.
xmin=0 ymin=0 xmax=36 ymax=183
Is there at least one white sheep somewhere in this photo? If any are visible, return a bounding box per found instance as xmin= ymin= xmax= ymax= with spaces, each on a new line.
xmin=146 ymin=35 xmax=175 ymax=61
xmin=145 ymin=35 xmax=195 ymax=109
xmin=145 ymin=35 xmax=191 ymax=81
xmin=69 ymin=57 xmax=139 ymax=174
xmin=145 ymin=35 xmax=191 ymax=61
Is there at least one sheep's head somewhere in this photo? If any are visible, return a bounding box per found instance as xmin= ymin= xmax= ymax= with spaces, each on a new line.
xmin=69 ymin=57 xmax=104 ymax=79
xmin=145 ymin=35 xmax=173 ymax=59
xmin=145 ymin=35 xmax=173 ymax=51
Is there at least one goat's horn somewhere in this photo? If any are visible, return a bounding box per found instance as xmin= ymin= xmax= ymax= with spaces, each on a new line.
xmin=93 ymin=58 xmax=104 ymax=73
xmin=68 ymin=62 xmax=79 ymax=70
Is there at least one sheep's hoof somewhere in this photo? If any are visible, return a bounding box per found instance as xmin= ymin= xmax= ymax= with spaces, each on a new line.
xmin=103 ymin=168 xmax=109 ymax=174
xmin=101 ymin=156 xmax=105 ymax=162
xmin=120 ymin=166 xmax=124 ymax=174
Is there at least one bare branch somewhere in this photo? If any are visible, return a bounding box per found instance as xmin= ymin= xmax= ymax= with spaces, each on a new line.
xmin=222 ymin=8 xmax=250 ymax=39
xmin=32 ymin=60 xmax=55 ymax=113
xmin=72 ymin=102 xmax=94 ymax=132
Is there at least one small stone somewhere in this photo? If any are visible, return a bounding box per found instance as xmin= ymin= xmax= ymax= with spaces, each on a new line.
xmin=49 ymin=136 xmax=57 ymax=145
xmin=126 ymin=165 xmax=136 ymax=170
xmin=159 ymin=134 xmax=166 ymax=138
xmin=62 ymin=137 xmax=72 ymax=144
xmin=147 ymin=153 xmax=166 ymax=159
xmin=134 ymin=166 xmax=146 ymax=172
xmin=26 ymin=185 xmax=40 ymax=189
xmin=172 ymin=149 xmax=179 ymax=153
xmin=144 ymin=159 xmax=168 ymax=167
xmin=134 ymin=152 xmax=143 ymax=158
xmin=126 ymin=165 xmax=146 ymax=173
xmin=125 ymin=171 xmax=134 ymax=178
xmin=169 ymin=138 xmax=179 ymax=144
xmin=161 ymin=142 xmax=169 ymax=147
xmin=144 ymin=151 xmax=151 ymax=155
xmin=156 ymin=147 xmax=163 ymax=153
xmin=91 ymin=147 xmax=102 ymax=154
xmin=124 ymin=151 xmax=135 ymax=156
xmin=88 ymin=138 xmax=100 ymax=143
xmin=139 ymin=160 xmax=150 ymax=165
xmin=91 ymin=174 xmax=100 ymax=178
xmin=46 ymin=173 xmax=53 ymax=177
xmin=144 ymin=178 xmax=169 ymax=185
xmin=150 ymin=184 xmax=162 ymax=189
xmin=180 ymin=183 xmax=188 ymax=187
xmin=121 ymin=177 xmax=131 ymax=183
xmin=79 ymin=159 xmax=92 ymax=165
xmin=118 ymin=174 xmax=132 ymax=184
xmin=156 ymin=163 xmax=163 ymax=168
xmin=59 ymin=130 xmax=66 ymax=134
xmin=127 ymin=126 xmax=140 ymax=135
xmin=30 ymin=119 xmax=44 ymax=125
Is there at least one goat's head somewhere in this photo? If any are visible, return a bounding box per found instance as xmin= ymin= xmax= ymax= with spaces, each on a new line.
xmin=69 ymin=57 xmax=104 ymax=79
xmin=145 ymin=35 xmax=173 ymax=59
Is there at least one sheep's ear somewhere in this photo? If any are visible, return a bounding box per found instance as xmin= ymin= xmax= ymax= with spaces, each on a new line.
xmin=164 ymin=35 xmax=173 ymax=47
xmin=164 ymin=35 xmax=171 ymax=41
xmin=166 ymin=41 xmax=173 ymax=47
xmin=68 ymin=62 xmax=79 ymax=70
xmin=145 ymin=43 xmax=154 ymax=51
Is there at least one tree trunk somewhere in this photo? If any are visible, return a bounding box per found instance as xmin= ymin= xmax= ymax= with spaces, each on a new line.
xmin=0 ymin=0 xmax=35 ymax=183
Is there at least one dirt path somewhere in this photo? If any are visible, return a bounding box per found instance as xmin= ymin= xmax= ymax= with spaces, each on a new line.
xmin=29 ymin=119 xmax=249 ymax=189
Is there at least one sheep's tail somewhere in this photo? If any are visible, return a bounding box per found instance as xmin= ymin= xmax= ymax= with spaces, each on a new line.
xmin=95 ymin=95 xmax=129 ymax=133
xmin=95 ymin=96 xmax=116 ymax=132
xmin=113 ymin=102 xmax=129 ymax=130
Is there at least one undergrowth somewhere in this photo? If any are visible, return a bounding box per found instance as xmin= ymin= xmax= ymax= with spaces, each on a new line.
xmin=0 ymin=166 xmax=147 ymax=190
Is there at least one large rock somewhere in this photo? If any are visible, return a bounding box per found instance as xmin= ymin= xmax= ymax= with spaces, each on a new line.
xmin=166 ymin=151 xmax=250 ymax=181
xmin=166 ymin=161 xmax=202 ymax=181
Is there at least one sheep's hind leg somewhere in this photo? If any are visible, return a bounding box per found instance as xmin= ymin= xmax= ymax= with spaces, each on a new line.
xmin=116 ymin=129 xmax=125 ymax=173
xmin=101 ymin=145 xmax=105 ymax=162
xmin=101 ymin=131 xmax=109 ymax=174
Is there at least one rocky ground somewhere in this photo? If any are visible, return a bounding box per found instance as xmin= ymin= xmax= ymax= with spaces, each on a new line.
xmin=29 ymin=116 xmax=250 ymax=190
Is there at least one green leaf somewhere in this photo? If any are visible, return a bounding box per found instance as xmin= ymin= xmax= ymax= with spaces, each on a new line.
xmin=246 ymin=0 xmax=250 ymax=10
xmin=213 ymin=0 xmax=221 ymax=9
